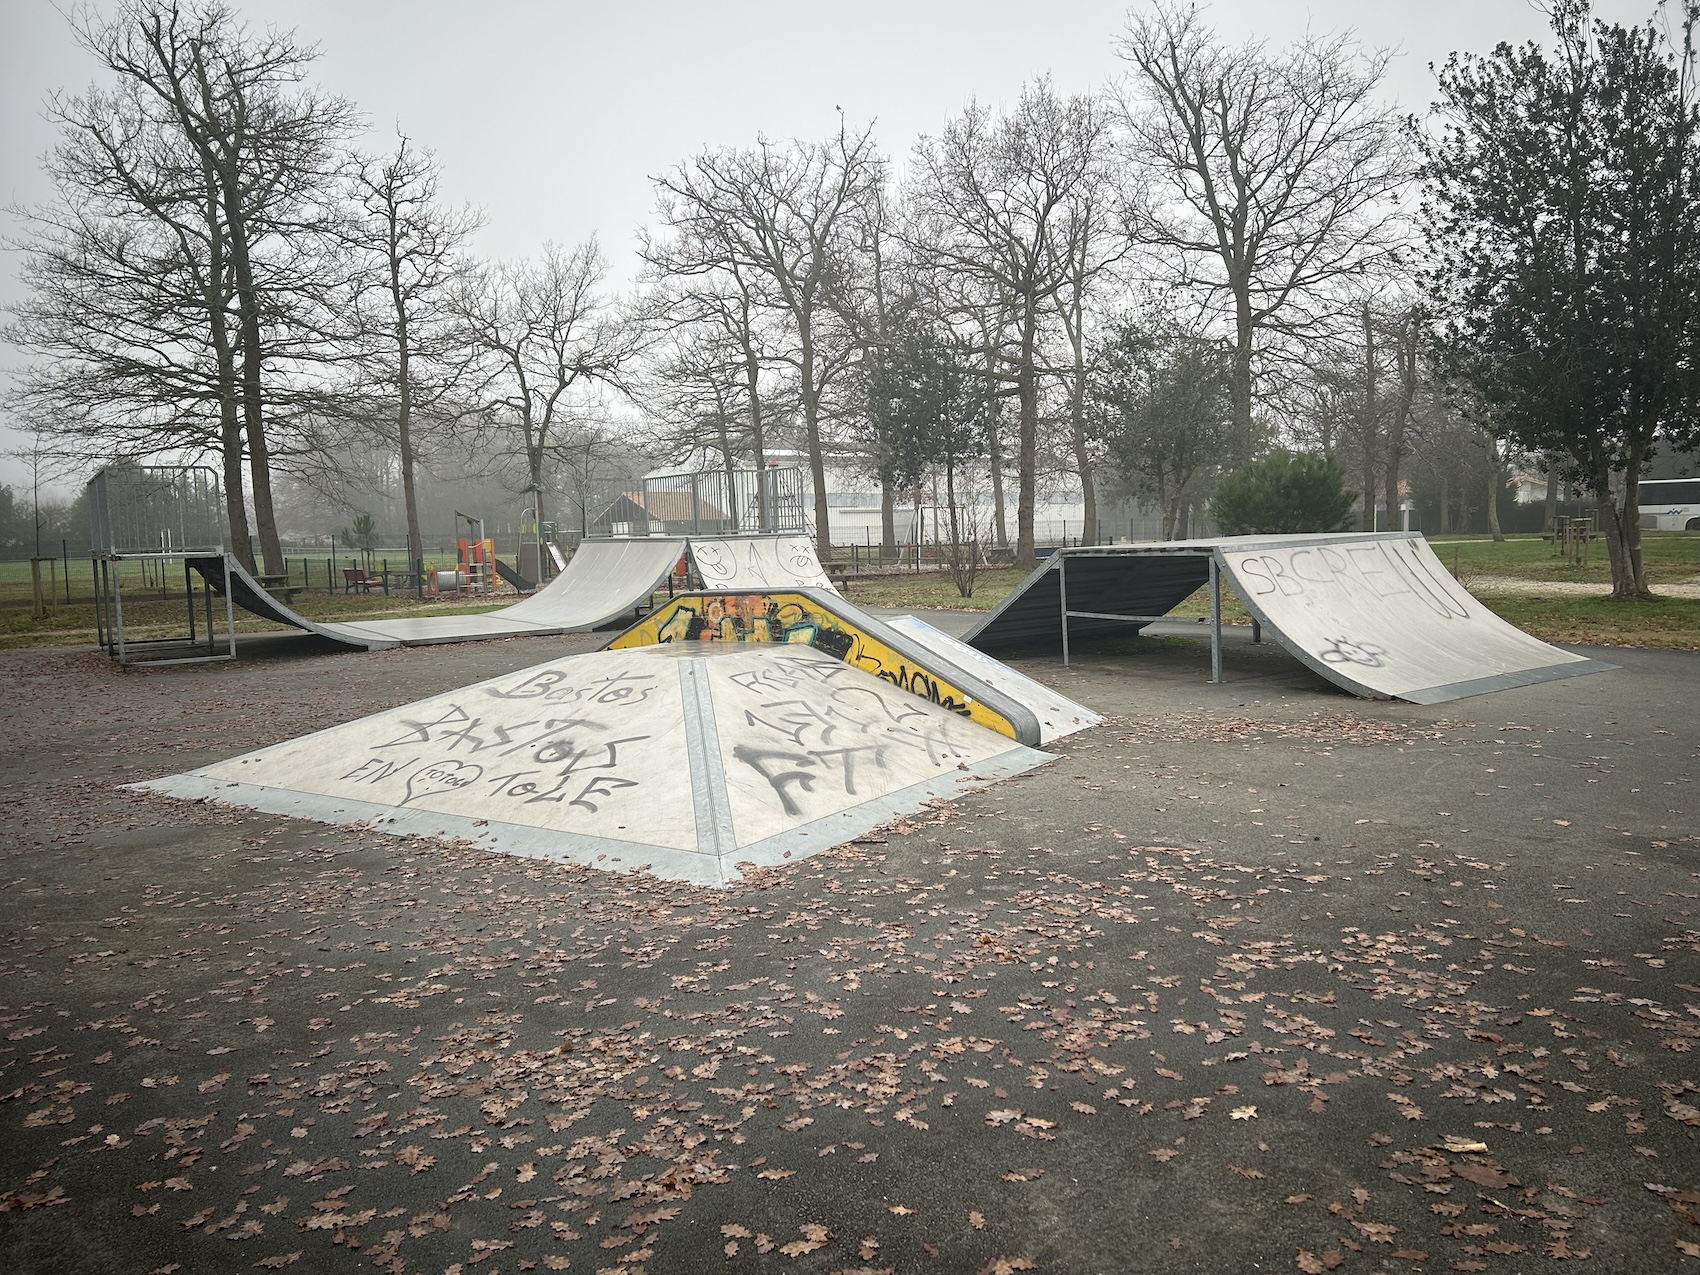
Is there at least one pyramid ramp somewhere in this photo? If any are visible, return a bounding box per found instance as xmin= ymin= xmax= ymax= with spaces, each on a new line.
xmin=689 ymin=534 xmax=839 ymax=594
xmin=134 ymin=644 xmax=1048 ymax=886
xmin=606 ymin=588 xmax=1047 ymax=746
xmin=884 ymin=615 xmax=1102 ymax=744
xmin=963 ymin=533 xmax=1614 ymax=703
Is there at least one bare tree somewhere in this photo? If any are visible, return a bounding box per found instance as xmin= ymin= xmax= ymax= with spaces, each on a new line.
xmin=639 ymin=227 xmax=789 ymax=526
xmin=1047 ymin=146 xmax=1128 ymax=545
xmin=652 ymin=126 xmax=880 ymax=555
xmin=8 ymin=0 xmax=357 ymax=573
xmin=1116 ymin=2 xmax=1410 ymax=442
xmin=1092 ymin=315 xmax=1237 ymax=538
xmin=910 ymin=80 xmax=1110 ymax=566
xmin=348 ymin=131 xmax=482 ymax=563
xmin=458 ymin=240 xmax=639 ymax=528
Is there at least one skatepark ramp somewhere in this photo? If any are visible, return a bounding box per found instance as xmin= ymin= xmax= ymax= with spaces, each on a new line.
xmin=964 ymin=532 xmax=1614 ymax=704
xmin=136 ymin=644 xmax=1050 ymax=885
xmin=688 ymin=534 xmax=838 ymax=593
xmin=606 ymin=588 xmax=1100 ymax=747
xmin=188 ymin=538 xmax=686 ymax=651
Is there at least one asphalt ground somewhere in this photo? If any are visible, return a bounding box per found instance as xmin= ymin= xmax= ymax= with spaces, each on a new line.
xmin=0 ymin=621 xmax=1696 ymax=1275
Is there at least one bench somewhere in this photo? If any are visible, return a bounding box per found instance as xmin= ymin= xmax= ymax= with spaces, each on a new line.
xmin=343 ymin=567 xmax=380 ymax=594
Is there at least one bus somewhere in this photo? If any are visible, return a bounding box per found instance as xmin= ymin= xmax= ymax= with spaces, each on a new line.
xmin=1638 ymin=478 xmax=1700 ymax=531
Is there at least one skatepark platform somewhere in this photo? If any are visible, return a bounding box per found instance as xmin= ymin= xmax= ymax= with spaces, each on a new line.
xmin=964 ymin=532 xmax=1615 ymax=703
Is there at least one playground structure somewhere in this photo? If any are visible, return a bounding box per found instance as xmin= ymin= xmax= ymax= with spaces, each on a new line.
xmin=965 ymin=532 xmax=1615 ymax=703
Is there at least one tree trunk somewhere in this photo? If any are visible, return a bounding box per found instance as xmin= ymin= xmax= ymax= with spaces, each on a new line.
xmin=743 ymin=346 xmax=767 ymax=530
xmin=1066 ymin=327 xmax=1097 ymax=546
xmin=224 ymin=190 xmax=283 ymax=576
xmin=800 ymin=336 xmax=832 ymax=559
xmin=1484 ymin=434 xmax=1505 ymax=543
xmin=1439 ymin=474 xmax=1451 ymax=534
xmin=1616 ymin=439 xmax=1649 ymax=597
xmin=880 ymin=484 xmax=896 ymax=552
xmin=1230 ymin=296 xmax=1254 ymax=446
xmin=220 ymin=412 xmax=252 ymax=571
xmin=1385 ymin=311 xmax=1416 ymax=535
xmin=1015 ymin=308 xmax=1038 ymax=568
xmin=984 ymin=344 xmax=1008 ymax=549
xmin=1543 ymin=461 xmax=1559 ymax=533
xmin=1360 ymin=302 xmax=1378 ymax=532
xmin=393 ymin=300 xmax=423 ymax=564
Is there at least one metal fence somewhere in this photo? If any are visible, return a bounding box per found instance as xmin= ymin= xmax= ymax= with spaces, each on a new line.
xmin=88 ymin=464 xmax=225 ymax=556
xmin=592 ymin=466 xmax=808 ymax=537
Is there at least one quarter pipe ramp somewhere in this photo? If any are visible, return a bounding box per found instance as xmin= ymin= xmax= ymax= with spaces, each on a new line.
xmin=964 ymin=532 xmax=1614 ymax=703
xmin=689 ymin=534 xmax=838 ymax=593
xmin=190 ymin=538 xmax=686 ymax=651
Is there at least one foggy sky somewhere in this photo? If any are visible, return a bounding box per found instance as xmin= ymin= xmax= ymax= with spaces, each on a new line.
xmin=0 ymin=0 xmax=1658 ymax=494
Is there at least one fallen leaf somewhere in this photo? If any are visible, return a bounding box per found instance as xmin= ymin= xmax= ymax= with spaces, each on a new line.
xmin=977 ymin=1259 xmax=1037 ymax=1275
xmin=252 ymin=1255 xmax=300 ymax=1270
xmin=1230 ymin=1105 xmax=1258 ymax=1120
xmin=969 ymin=1211 xmax=985 ymax=1230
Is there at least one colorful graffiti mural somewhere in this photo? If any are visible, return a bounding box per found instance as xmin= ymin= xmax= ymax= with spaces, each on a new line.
xmin=607 ymin=592 xmax=1020 ymax=741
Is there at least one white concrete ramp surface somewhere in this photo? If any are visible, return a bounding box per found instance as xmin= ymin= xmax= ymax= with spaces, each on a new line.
xmin=190 ymin=538 xmax=685 ymax=651
xmin=884 ymin=615 xmax=1103 ymax=743
xmin=690 ymin=534 xmax=838 ymax=593
xmin=964 ymin=532 xmax=1613 ymax=703
xmin=1215 ymin=533 xmax=1615 ymax=702
xmin=136 ymin=644 xmax=1049 ymax=885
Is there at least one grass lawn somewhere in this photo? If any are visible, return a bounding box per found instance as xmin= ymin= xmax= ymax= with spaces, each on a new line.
xmin=6 ymin=533 xmax=1695 ymax=652
xmin=1425 ymin=529 xmax=1700 ymax=586
xmin=0 ymin=568 xmax=524 ymax=651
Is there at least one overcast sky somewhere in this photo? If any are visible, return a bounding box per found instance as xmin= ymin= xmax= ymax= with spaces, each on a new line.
xmin=0 ymin=0 xmax=1656 ymax=495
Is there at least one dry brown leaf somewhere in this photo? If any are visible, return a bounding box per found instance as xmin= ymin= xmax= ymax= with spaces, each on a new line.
xmin=976 ymin=1258 xmax=1037 ymax=1275
xmin=252 ymin=1255 xmax=300 ymax=1270
xmin=1230 ymin=1105 xmax=1258 ymax=1120
xmin=969 ymin=1211 xmax=985 ymax=1230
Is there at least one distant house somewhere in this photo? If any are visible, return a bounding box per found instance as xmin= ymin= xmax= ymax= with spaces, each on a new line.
xmin=595 ymin=489 xmax=728 ymax=536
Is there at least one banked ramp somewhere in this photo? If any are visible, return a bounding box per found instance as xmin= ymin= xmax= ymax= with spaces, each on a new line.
xmin=136 ymin=644 xmax=1049 ymax=885
xmin=964 ymin=532 xmax=1614 ymax=704
xmin=190 ymin=538 xmax=685 ymax=651
xmin=607 ymin=588 xmax=1100 ymax=746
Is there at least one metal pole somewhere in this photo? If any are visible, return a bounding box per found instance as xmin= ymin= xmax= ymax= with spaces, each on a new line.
xmin=1058 ymin=553 xmax=1071 ymax=667
xmin=93 ymin=559 xmax=106 ymax=649
xmin=1209 ymin=555 xmax=1223 ymax=684
xmin=224 ymin=556 xmax=237 ymax=657
xmin=114 ymin=557 xmax=127 ymax=666
xmin=1252 ymin=618 xmax=1262 ymax=645
xmin=185 ymin=559 xmax=196 ymax=645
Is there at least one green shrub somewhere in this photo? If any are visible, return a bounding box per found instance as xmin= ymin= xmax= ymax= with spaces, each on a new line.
xmin=1210 ymin=451 xmax=1356 ymax=535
